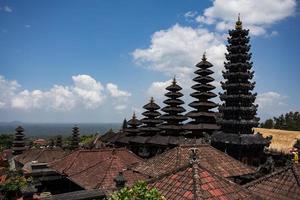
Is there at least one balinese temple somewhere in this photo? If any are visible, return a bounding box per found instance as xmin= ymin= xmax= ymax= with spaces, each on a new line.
xmin=12 ymin=126 xmax=26 ymax=155
xmin=70 ymin=126 xmax=80 ymax=150
xmin=185 ymin=54 xmax=219 ymax=137
xmin=211 ymin=16 xmax=271 ymax=166
xmin=160 ymin=77 xmax=187 ymax=135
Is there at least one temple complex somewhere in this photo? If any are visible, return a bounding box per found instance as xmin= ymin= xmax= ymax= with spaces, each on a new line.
xmin=211 ymin=16 xmax=271 ymax=166
xmin=185 ymin=55 xmax=219 ymax=137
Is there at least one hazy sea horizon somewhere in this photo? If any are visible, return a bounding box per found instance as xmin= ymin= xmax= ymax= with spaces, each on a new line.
xmin=0 ymin=122 xmax=121 ymax=137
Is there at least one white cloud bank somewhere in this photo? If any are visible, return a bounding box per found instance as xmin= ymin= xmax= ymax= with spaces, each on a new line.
xmin=133 ymin=24 xmax=226 ymax=82
xmin=195 ymin=0 xmax=297 ymax=36
xmin=0 ymin=75 xmax=131 ymax=111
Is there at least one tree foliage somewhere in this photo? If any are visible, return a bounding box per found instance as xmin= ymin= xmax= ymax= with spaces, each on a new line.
xmin=0 ymin=134 xmax=14 ymax=151
xmin=110 ymin=181 xmax=165 ymax=200
xmin=260 ymin=111 xmax=300 ymax=131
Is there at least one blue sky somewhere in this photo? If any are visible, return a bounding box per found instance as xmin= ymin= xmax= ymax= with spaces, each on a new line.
xmin=0 ymin=0 xmax=299 ymax=123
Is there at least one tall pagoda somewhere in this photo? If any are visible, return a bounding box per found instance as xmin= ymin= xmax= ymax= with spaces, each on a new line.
xmin=160 ymin=77 xmax=187 ymax=135
xmin=185 ymin=54 xmax=219 ymax=137
xmin=12 ymin=126 xmax=26 ymax=155
xmin=70 ymin=126 xmax=80 ymax=150
xmin=211 ymin=16 xmax=271 ymax=166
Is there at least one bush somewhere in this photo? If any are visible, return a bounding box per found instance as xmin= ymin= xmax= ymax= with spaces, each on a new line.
xmin=110 ymin=181 xmax=165 ymax=200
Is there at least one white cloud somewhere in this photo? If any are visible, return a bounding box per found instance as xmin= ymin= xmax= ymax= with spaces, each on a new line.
xmin=106 ymin=83 xmax=131 ymax=98
xmin=72 ymin=75 xmax=105 ymax=108
xmin=184 ymin=11 xmax=198 ymax=19
xmin=256 ymin=91 xmax=288 ymax=119
xmin=196 ymin=0 xmax=297 ymax=36
xmin=25 ymin=25 xmax=31 ymax=28
xmin=133 ymin=24 xmax=226 ymax=83
xmin=0 ymin=6 xmax=13 ymax=12
xmin=147 ymin=79 xmax=172 ymax=100
xmin=106 ymin=83 xmax=131 ymax=110
xmin=0 ymin=74 xmax=131 ymax=111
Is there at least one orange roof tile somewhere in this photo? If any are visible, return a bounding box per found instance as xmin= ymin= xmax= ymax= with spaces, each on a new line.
xmin=133 ymin=144 xmax=255 ymax=178
xmin=50 ymin=148 xmax=146 ymax=190
xmin=245 ymin=164 xmax=300 ymax=200
xmin=15 ymin=148 xmax=66 ymax=165
xmin=149 ymin=162 xmax=257 ymax=200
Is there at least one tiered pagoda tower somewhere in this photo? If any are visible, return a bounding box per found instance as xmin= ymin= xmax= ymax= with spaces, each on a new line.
xmin=185 ymin=54 xmax=219 ymax=137
xmin=160 ymin=77 xmax=187 ymax=135
xmin=135 ymin=97 xmax=162 ymax=157
xmin=70 ymin=126 xmax=80 ymax=150
xmin=140 ymin=97 xmax=162 ymax=136
xmin=125 ymin=113 xmax=141 ymax=137
xmin=12 ymin=126 xmax=26 ymax=155
xmin=211 ymin=16 xmax=271 ymax=166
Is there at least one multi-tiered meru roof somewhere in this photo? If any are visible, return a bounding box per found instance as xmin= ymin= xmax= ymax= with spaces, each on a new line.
xmin=139 ymin=97 xmax=162 ymax=136
xmin=211 ymin=16 xmax=270 ymax=165
xmin=185 ymin=54 xmax=219 ymax=136
xmin=125 ymin=113 xmax=142 ymax=137
xmin=70 ymin=125 xmax=80 ymax=150
xmin=160 ymin=78 xmax=187 ymax=135
xmin=12 ymin=126 xmax=26 ymax=155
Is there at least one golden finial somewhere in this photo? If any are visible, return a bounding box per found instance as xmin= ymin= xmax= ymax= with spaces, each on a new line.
xmin=235 ymin=13 xmax=242 ymax=30
xmin=132 ymin=112 xmax=136 ymax=119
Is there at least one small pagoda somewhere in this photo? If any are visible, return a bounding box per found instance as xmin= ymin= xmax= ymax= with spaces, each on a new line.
xmin=126 ymin=113 xmax=142 ymax=137
xmin=211 ymin=16 xmax=271 ymax=166
xmin=12 ymin=126 xmax=26 ymax=155
xmin=131 ymin=97 xmax=162 ymax=158
xmin=70 ymin=126 xmax=80 ymax=150
xmin=160 ymin=77 xmax=187 ymax=135
xmin=185 ymin=54 xmax=219 ymax=137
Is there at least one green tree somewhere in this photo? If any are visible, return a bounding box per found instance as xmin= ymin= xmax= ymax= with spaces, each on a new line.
xmin=110 ymin=181 xmax=165 ymax=200
xmin=260 ymin=119 xmax=274 ymax=129
xmin=0 ymin=134 xmax=14 ymax=151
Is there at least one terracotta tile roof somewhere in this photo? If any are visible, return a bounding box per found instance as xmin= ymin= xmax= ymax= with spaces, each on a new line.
xmin=149 ymin=162 xmax=258 ymax=200
xmin=0 ymin=149 xmax=13 ymax=161
xmin=15 ymin=148 xmax=66 ymax=165
xmin=50 ymin=148 xmax=146 ymax=190
xmin=133 ymin=144 xmax=255 ymax=178
xmin=245 ymin=164 xmax=300 ymax=200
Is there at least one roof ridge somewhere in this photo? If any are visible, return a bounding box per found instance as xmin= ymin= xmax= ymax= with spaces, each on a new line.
xmin=291 ymin=164 xmax=300 ymax=187
xmin=95 ymin=155 xmax=116 ymax=189
xmin=34 ymin=148 xmax=46 ymax=161
xmin=68 ymin=156 xmax=112 ymax=177
xmin=244 ymin=165 xmax=293 ymax=188
xmin=192 ymin=163 xmax=201 ymax=200
xmin=62 ymin=150 xmax=81 ymax=174
xmin=206 ymin=145 xmax=256 ymax=172
xmin=147 ymin=163 xmax=191 ymax=184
